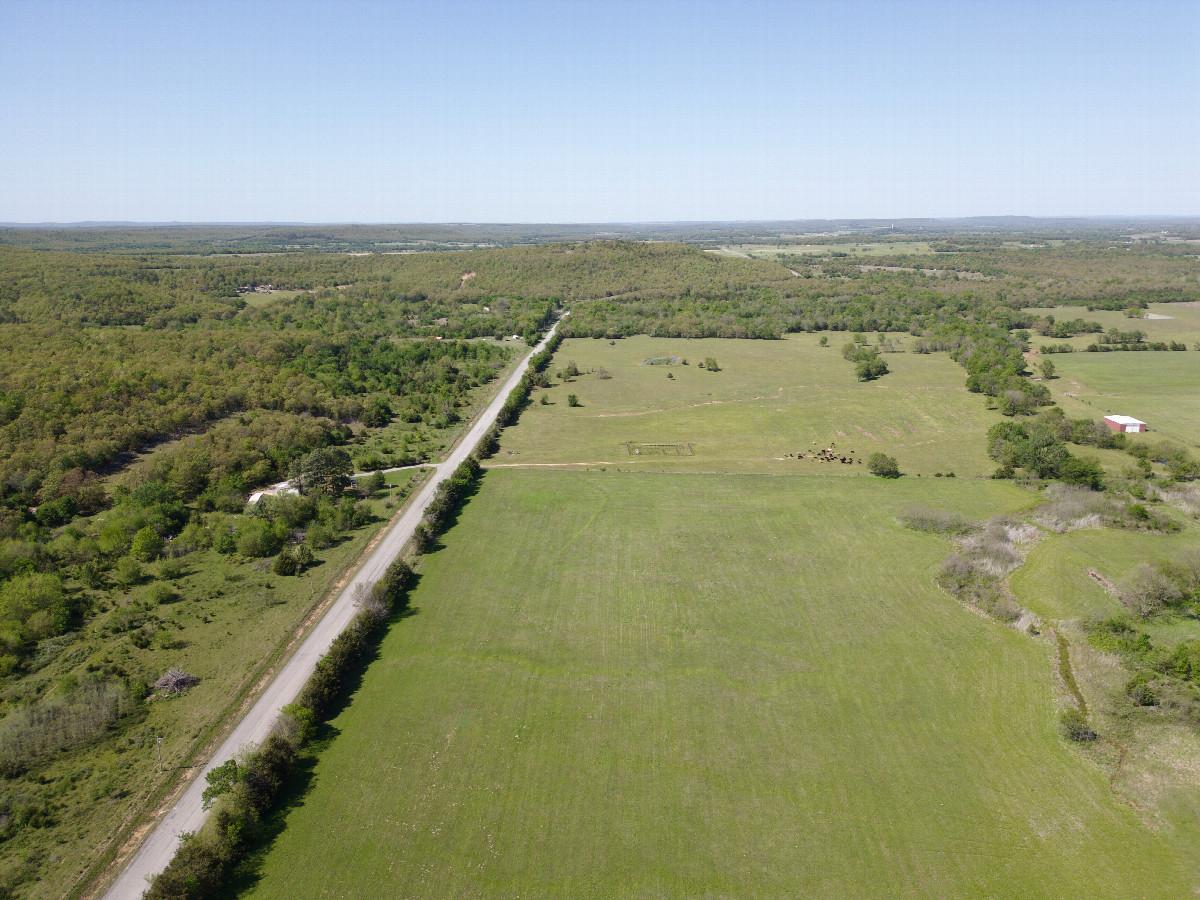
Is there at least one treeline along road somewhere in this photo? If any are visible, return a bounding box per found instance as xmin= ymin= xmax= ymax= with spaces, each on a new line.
xmin=101 ymin=318 xmax=565 ymax=900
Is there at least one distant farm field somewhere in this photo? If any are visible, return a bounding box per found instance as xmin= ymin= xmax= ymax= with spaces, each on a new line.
xmin=1025 ymin=303 xmax=1200 ymax=349
xmin=237 ymin=470 xmax=1190 ymax=899
xmin=494 ymin=336 xmax=1002 ymax=475
xmin=1042 ymin=351 xmax=1200 ymax=447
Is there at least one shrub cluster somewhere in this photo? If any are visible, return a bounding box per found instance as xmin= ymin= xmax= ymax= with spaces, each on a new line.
xmin=1128 ymin=440 xmax=1200 ymax=482
xmin=987 ymin=413 xmax=1105 ymax=488
xmin=841 ymin=342 xmax=889 ymax=381
xmin=1085 ymin=340 xmax=1188 ymax=352
xmin=143 ymin=723 xmax=299 ymax=900
xmin=897 ymin=506 xmax=979 ymax=536
xmin=1032 ymin=484 xmax=1179 ymax=534
xmin=935 ymin=518 xmax=1033 ymax=622
xmin=297 ymin=560 xmax=413 ymax=721
xmin=410 ymin=458 xmax=480 ymax=555
xmin=1088 ymin=625 xmax=1200 ymax=722
xmin=1117 ymin=553 xmax=1200 ymax=619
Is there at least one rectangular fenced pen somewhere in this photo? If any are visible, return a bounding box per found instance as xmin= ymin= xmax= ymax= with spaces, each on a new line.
xmin=622 ymin=442 xmax=695 ymax=456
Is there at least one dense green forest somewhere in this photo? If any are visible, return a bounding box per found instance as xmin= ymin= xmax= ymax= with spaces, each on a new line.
xmin=0 ymin=228 xmax=1198 ymax=898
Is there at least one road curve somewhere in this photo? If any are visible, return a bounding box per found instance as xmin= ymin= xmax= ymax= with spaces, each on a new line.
xmin=103 ymin=318 xmax=565 ymax=899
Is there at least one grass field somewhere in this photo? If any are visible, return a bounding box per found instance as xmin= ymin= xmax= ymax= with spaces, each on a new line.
xmin=236 ymin=470 xmax=1193 ymax=899
xmin=1009 ymin=525 xmax=1200 ymax=623
xmin=1025 ymin=303 xmax=1200 ymax=349
xmin=1040 ymin=351 xmax=1200 ymax=448
xmin=494 ymin=336 xmax=1002 ymax=476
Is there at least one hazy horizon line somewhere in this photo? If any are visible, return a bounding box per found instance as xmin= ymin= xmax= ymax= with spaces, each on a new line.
xmin=3 ymin=215 xmax=1200 ymax=228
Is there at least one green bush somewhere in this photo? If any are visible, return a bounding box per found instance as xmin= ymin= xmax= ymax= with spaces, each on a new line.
xmin=1125 ymin=672 xmax=1157 ymax=706
xmin=1059 ymin=707 xmax=1096 ymax=741
xmin=130 ymin=526 xmax=164 ymax=562
xmin=867 ymin=453 xmax=901 ymax=478
xmin=113 ymin=556 xmax=143 ymax=589
xmin=272 ymin=548 xmax=298 ymax=576
xmin=235 ymin=520 xmax=281 ymax=558
xmin=149 ymin=583 xmax=176 ymax=605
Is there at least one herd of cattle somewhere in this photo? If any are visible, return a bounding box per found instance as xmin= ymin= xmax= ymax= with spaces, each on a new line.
xmin=783 ymin=441 xmax=863 ymax=465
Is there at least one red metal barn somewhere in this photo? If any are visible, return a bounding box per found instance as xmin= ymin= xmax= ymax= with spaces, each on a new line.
xmin=1103 ymin=415 xmax=1147 ymax=433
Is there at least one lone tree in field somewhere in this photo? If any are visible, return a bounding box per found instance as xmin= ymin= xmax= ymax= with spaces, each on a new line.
xmin=567 ymin=394 xmax=580 ymax=407
xmin=856 ymin=356 xmax=889 ymax=381
xmin=868 ymin=453 xmax=902 ymax=478
xmin=703 ymin=357 xmax=720 ymax=371
xmin=1038 ymin=358 xmax=1056 ymax=380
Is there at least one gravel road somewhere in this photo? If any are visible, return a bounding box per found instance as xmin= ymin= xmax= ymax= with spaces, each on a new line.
xmin=102 ymin=318 xmax=564 ymax=899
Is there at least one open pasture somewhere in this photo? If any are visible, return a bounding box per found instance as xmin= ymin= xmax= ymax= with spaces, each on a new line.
xmin=494 ymin=335 xmax=1003 ymax=475
xmin=237 ymin=470 xmax=1190 ymax=899
xmin=1009 ymin=525 xmax=1199 ymax=623
xmin=1040 ymin=350 xmax=1200 ymax=448
xmin=1026 ymin=302 xmax=1200 ymax=349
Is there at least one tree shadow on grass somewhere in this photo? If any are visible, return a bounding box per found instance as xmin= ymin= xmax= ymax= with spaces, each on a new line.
xmin=422 ymin=478 xmax=483 ymax=555
xmin=224 ymin=601 xmax=420 ymax=897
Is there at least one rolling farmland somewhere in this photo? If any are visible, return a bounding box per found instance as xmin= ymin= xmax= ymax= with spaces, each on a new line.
xmin=237 ymin=471 xmax=1190 ymax=899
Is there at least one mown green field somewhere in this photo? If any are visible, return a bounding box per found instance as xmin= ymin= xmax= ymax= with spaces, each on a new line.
xmin=237 ymin=470 xmax=1192 ymax=899
xmin=1041 ymin=350 xmax=1200 ymax=448
xmin=494 ymin=336 xmax=1002 ymax=476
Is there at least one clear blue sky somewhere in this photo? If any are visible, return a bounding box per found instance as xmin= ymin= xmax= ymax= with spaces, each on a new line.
xmin=1 ymin=0 xmax=1197 ymax=222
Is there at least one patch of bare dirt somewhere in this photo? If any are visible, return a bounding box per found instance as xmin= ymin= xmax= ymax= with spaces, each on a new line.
xmin=854 ymin=425 xmax=879 ymax=440
xmin=1086 ymin=567 xmax=1120 ymax=597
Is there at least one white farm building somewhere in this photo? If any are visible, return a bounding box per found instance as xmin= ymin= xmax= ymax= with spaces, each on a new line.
xmin=1103 ymin=415 xmax=1147 ymax=433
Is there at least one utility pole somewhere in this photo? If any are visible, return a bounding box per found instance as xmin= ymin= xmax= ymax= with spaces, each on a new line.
xmin=156 ymin=735 xmax=163 ymax=771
